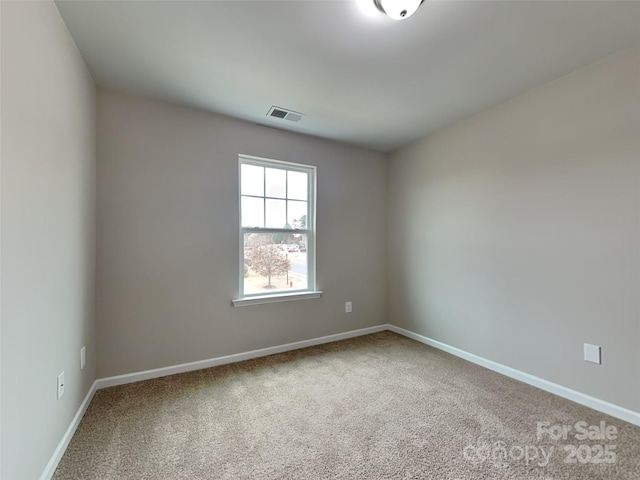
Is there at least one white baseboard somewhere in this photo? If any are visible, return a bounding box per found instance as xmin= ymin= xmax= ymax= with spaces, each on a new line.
xmin=387 ymin=324 xmax=640 ymax=427
xmin=41 ymin=322 xmax=640 ymax=480
xmin=95 ymin=324 xmax=389 ymax=389
xmin=39 ymin=381 xmax=98 ymax=480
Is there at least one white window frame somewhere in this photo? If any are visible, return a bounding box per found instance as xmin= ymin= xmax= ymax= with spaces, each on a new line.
xmin=232 ymin=154 xmax=321 ymax=306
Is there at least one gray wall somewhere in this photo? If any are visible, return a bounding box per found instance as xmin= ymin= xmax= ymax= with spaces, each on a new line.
xmin=0 ymin=1 xmax=96 ymax=479
xmin=388 ymin=47 xmax=640 ymax=412
xmin=96 ymin=89 xmax=388 ymax=378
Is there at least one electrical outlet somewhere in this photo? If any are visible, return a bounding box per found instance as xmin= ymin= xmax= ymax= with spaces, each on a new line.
xmin=584 ymin=343 xmax=601 ymax=364
xmin=345 ymin=301 xmax=352 ymax=313
xmin=80 ymin=346 xmax=86 ymax=370
xmin=57 ymin=372 xmax=65 ymax=399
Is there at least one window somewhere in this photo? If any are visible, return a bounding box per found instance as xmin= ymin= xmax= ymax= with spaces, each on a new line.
xmin=233 ymin=155 xmax=320 ymax=306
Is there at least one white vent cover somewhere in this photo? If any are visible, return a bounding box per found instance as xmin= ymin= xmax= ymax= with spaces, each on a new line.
xmin=267 ymin=106 xmax=305 ymax=123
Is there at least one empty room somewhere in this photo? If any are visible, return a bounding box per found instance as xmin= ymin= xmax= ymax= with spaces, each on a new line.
xmin=1 ymin=0 xmax=639 ymax=479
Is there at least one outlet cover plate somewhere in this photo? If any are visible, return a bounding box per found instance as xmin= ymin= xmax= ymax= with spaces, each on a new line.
xmin=584 ymin=343 xmax=601 ymax=364
xmin=57 ymin=372 xmax=65 ymax=399
xmin=80 ymin=346 xmax=86 ymax=370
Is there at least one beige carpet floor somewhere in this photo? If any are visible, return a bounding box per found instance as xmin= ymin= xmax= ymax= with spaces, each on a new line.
xmin=53 ymin=331 xmax=640 ymax=479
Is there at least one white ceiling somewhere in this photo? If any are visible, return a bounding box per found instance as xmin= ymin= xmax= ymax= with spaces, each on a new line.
xmin=55 ymin=0 xmax=640 ymax=152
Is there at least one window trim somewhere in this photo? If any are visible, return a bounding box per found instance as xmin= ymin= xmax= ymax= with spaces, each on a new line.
xmin=232 ymin=291 xmax=322 ymax=307
xmin=234 ymin=154 xmax=320 ymax=305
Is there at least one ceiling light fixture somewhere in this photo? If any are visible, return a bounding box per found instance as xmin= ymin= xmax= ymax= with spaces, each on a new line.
xmin=373 ymin=0 xmax=423 ymax=20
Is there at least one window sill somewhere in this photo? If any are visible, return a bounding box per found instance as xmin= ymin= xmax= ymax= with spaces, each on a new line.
xmin=232 ymin=290 xmax=323 ymax=307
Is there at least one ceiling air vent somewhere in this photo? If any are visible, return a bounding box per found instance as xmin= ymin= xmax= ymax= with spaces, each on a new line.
xmin=267 ymin=106 xmax=305 ymax=123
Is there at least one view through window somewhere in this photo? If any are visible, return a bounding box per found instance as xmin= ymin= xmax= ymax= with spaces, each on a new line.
xmin=239 ymin=155 xmax=316 ymax=297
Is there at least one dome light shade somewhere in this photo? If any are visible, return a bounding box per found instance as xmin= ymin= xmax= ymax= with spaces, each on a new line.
xmin=374 ymin=0 xmax=423 ymax=20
